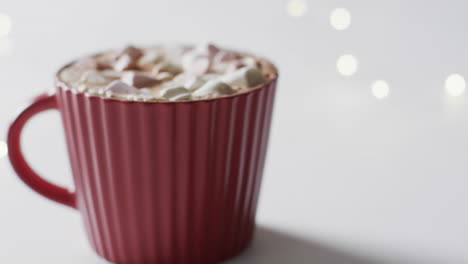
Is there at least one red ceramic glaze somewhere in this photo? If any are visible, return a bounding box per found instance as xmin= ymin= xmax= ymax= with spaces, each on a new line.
xmin=7 ymin=62 xmax=277 ymax=264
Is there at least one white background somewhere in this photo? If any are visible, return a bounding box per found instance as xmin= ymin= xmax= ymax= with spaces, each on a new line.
xmin=0 ymin=0 xmax=467 ymax=263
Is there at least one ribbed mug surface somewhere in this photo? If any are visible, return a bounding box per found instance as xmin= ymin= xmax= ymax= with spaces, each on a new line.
xmin=55 ymin=77 xmax=277 ymax=264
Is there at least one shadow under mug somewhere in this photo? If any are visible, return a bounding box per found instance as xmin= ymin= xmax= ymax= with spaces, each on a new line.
xmin=7 ymin=60 xmax=277 ymax=264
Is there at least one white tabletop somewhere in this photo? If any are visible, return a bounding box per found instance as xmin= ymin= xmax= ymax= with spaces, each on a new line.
xmin=1 ymin=0 xmax=467 ymax=263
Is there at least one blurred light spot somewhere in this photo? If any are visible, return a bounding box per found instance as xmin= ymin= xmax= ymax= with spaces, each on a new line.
xmin=0 ymin=141 xmax=7 ymax=159
xmin=0 ymin=37 xmax=12 ymax=55
xmin=287 ymin=0 xmax=308 ymax=17
xmin=337 ymin=54 xmax=358 ymax=76
xmin=0 ymin=13 xmax=12 ymax=38
xmin=372 ymin=80 xmax=390 ymax=99
xmin=445 ymin=74 xmax=465 ymax=97
xmin=330 ymin=8 xmax=351 ymax=30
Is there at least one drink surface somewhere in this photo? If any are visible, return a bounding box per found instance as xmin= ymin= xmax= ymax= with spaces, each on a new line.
xmin=59 ymin=43 xmax=277 ymax=102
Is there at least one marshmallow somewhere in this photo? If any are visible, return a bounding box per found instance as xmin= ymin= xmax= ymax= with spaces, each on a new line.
xmin=225 ymin=61 xmax=243 ymax=73
xmin=163 ymin=45 xmax=187 ymax=62
xmin=121 ymin=71 xmax=159 ymax=88
xmin=155 ymin=71 xmax=174 ymax=81
xmin=184 ymin=76 xmax=206 ymax=91
xmin=202 ymin=73 xmax=222 ymax=80
xmin=125 ymin=93 xmax=159 ymax=101
xmin=105 ymin=80 xmax=139 ymax=95
xmin=192 ymin=80 xmax=235 ymax=97
xmin=259 ymin=61 xmax=276 ymax=78
xmin=101 ymin=70 xmax=123 ymax=79
xmin=211 ymin=51 xmax=241 ymax=72
xmin=181 ymin=43 xmax=220 ymax=75
xmin=195 ymin=43 xmax=220 ymax=58
xmin=172 ymin=73 xmax=189 ymax=84
xmin=153 ymin=61 xmax=182 ymax=75
xmin=213 ymin=50 xmax=239 ymax=64
xmin=119 ymin=46 xmax=143 ymax=60
xmin=74 ymin=57 xmax=98 ymax=70
xmin=138 ymin=49 xmax=163 ymax=68
xmin=124 ymin=88 xmax=162 ymax=101
xmin=221 ymin=66 xmax=265 ymax=88
xmin=113 ymin=54 xmax=138 ymax=71
xmin=136 ymin=93 xmax=159 ymax=101
xmin=243 ymin=67 xmax=265 ymax=86
xmin=96 ymin=53 xmax=118 ymax=70
xmin=138 ymin=88 xmax=152 ymax=94
xmin=224 ymin=56 xmax=259 ymax=73
xmin=80 ymin=70 xmax=109 ymax=84
xmin=182 ymin=52 xmax=211 ymax=75
xmin=63 ymin=44 xmax=272 ymax=102
xmin=60 ymin=68 xmax=82 ymax=84
xmin=111 ymin=46 xmax=143 ymax=71
xmin=161 ymin=86 xmax=191 ymax=101
xmin=241 ymin=57 xmax=259 ymax=68
xmin=85 ymin=86 xmax=106 ymax=96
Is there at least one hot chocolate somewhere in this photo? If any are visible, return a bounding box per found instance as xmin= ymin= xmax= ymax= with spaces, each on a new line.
xmin=59 ymin=43 xmax=277 ymax=102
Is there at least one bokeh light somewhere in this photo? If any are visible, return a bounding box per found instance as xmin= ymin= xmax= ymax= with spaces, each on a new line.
xmin=0 ymin=13 xmax=12 ymax=38
xmin=287 ymin=0 xmax=308 ymax=18
xmin=330 ymin=8 xmax=351 ymax=30
xmin=445 ymin=74 xmax=465 ymax=97
xmin=337 ymin=54 xmax=358 ymax=76
xmin=372 ymin=80 xmax=390 ymax=99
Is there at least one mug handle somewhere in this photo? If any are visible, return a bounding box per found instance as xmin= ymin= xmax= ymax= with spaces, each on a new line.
xmin=7 ymin=93 xmax=76 ymax=209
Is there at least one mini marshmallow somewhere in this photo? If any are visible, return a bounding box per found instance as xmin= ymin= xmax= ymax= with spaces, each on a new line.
xmin=74 ymin=57 xmax=98 ymax=70
xmin=124 ymin=94 xmax=140 ymax=101
xmin=195 ymin=43 xmax=220 ymax=58
xmin=80 ymin=70 xmax=109 ymax=84
xmin=211 ymin=51 xmax=241 ymax=72
xmin=163 ymin=45 xmax=187 ymax=62
xmin=60 ymin=68 xmax=82 ymax=84
xmin=224 ymin=56 xmax=259 ymax=73
xmin=182 ymin=52 xmax=211 ymax=75
xmin=184 ymin=76 xmax=206 ymax=91
xmin=63 ymin=44 xmax=272 ymax=101
xmin=210 ymin=62 xmax=230 ymax=73
xmin=96 ymin=53 xmax=118 ymax=70
xmin=172 ymin=73 xmax=189 ymax=84
xmin=105 ymin=80 xmax=139 ymax=95
xmin=259 ymin=61 xmax=276 ymax=78
xmin=136 ymin=93 xmax=160 ymax=101
xmin=113 ymin=54 xmax=138 ymax=71
xmin=213 ymin=50 xmax=239 ymax=64
xmin=161 ymin=86 xmax=191 ymax=101
xmin=85 ymin=86 xmax=106 ymax=96
xmin=138 ymin=49 xmax=163 ymax=68
xmin=119 ymin=46 xmax=143 ymax=60
xmin=225 ymin=61 xmax=243 ymax=73
xmin=101 ymin=70 xmax=123 ymax=79
xmin=121 ymin=72 xmax=159 ymax=88
xmin=109 ymin=93 xmax=137 ymax=101
xmin=241 ymin=57 xmax=259 ymax=68
xmin=192 ymin=80 xmax=235 ymax=97
xmin=155 ymin=71 xmax=174 ymax=81
xmin=221 ymin=66 xmax=265 ymax=88
xmin=138 ymin=88 xmax=152 ymax=95
xmin=125 ymin=92 xmax=159 ymax=101
xmin=153 ymin=61 xmax=182 ymax=75
xmin=202 ymin=73 xmax=222 ymax=80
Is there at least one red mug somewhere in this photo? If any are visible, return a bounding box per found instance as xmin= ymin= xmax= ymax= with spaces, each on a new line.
xmin=7 ymin=54 xmax=277 ymax=264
